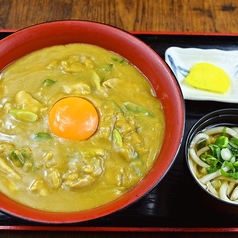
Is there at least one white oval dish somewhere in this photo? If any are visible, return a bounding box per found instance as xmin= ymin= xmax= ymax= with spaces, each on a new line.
xmin=165 ymin=47 xmax=238 ymax=103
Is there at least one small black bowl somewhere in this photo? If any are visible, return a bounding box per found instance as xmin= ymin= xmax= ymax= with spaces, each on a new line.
xmin=185 ymin=108 xmax=238 ymax=214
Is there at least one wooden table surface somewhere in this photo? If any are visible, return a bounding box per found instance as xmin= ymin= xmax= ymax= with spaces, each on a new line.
xmin=1 ymin=0 xmax=238 ymax=237
xmin=1 ymin=0 xmax=238 ymax=33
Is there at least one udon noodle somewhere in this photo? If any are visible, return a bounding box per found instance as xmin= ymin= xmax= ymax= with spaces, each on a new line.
xmin=188 ymin=126 xmax=238 ymax=203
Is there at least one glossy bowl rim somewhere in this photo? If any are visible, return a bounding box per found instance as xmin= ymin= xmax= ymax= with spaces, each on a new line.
xmin=0 ymin=20 xmax=185 ymax=223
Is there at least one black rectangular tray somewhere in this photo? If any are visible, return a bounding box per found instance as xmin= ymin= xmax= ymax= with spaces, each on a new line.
xmin=0 ymin=31 xmax=238 ymax=232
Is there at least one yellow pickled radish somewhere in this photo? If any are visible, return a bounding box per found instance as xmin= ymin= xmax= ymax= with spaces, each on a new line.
xmin=185 ymin=62 xmax=231 ymax=93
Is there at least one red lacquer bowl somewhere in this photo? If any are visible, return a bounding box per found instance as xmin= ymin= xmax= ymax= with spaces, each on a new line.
xmin=0 ymin=20 xmax=185 ymax=223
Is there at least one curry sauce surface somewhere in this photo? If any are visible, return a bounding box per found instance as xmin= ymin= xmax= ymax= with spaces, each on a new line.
xmin=0 ymin=44 xmax=165 ymax=212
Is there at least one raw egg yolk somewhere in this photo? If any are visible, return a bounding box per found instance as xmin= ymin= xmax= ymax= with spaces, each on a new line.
xmin=49 ymin=97 xmax=99 ymax=140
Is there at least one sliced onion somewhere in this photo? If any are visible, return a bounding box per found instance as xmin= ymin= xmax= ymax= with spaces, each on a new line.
xmin=221 ymin=148 xmax=232 ymax=161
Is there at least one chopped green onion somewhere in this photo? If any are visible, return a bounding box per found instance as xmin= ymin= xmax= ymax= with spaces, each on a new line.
xmin=215 ymin=136 xmax=229 ymax=148
xmin=228 ymin=172 xmax=238 ymax=179
xmin=222 ymin=127 xmax=227 ymax=135
xmin=228 ymin=141 xmax=238 ymax=154
xmin=233 ymin=159 xmax=238 ymax=167
xmin=97 ymin=63 xmax=113 ymax=73
xmin=220 ymin=161 xmax=238 ymax=179
xmin=9 ymin=109 xmax=38 ymax=122
xmin=20 ymin=148 xmax=32 ymax=159
xmin=197 ymin=138 xmax=207 ymax=150
xmin=124 ymin=102 xmax=154 ymax=117
xmin=111 ymin=57 xmax=119 ymax=62
xmin=206 ymin=166 xmax=217 ymax=174
xmin=113 ymin=101 xmax=124 ymax=114
xmin=113 ymin=129 xmax=123 ymax=147
xmin=200 ymin=154 xmax=221 ymax=167
xmin=43 ymin=78 xmax=57 ymax=86
xmin=194 ymin=126 xmax=238 ymax=179
xmin=34 ymin=132 xmax=52 ymax=140
xmin=91 ymin=72 xmax=101 ymax=90
xmin=10 ymin=150 xmax=25 ymax=167
xmin=111 ymin=57 xmax=129 ymax=65
xmin=231 ymin=137 xmax=238 ymax=145
xmin=119 ymin=59 xmax=129 ymax=65
xmin=208 ymin=144 xmax=222 ymax=161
